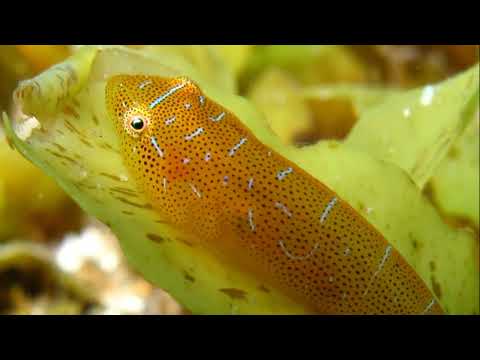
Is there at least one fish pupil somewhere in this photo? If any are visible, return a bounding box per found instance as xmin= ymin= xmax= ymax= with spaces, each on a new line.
xmin=130 ymin=116 xmax=145 ymax=131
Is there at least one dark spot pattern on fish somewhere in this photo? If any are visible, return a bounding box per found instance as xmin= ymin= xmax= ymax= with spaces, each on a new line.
xmin=104 ymin=74 xmax=443 ymax=315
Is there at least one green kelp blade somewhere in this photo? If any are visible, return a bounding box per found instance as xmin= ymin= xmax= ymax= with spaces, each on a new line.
xmin=137 ymin=45 xmax=237 ymax=94
xmin=302 ymin=84 xmax=399 ymax=118
xmin=245 ymin=45 xmax=369 ymax=85
xmin=247 ymin=67 xmax=315 ymax=145
xmin=427 ymin=112 xmax=479 ymax=230
xmin=346 ymin=64 xmax=479 ymax=189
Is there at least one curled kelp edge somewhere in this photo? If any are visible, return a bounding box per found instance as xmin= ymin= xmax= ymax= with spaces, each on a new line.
xmin=3 ymin=45 xmax=478 ymax=313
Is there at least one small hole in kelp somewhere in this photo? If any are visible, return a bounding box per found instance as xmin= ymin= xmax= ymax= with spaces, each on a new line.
xmin=12 ymin=116 xmax=41 ymax=141
xmin=292 ymin=98 xmax=357 ymax=146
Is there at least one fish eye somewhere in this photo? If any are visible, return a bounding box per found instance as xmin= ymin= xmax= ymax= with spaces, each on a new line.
xmin=130 ymin=116 xmax=146 ymax=132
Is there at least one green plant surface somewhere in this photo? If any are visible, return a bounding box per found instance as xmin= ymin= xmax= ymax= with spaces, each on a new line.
xmin=0 ymin=46 xmax=33 ymax=112
xmin=0 ymin=134 xmax=81 ymax=241
xmin=426 ymin=113 xmax=479 ymax=229
xmin=0 ymin=167 xmax=4 ymax=214
xmin=245 ymin=45 xmax=369 ymax=86
xmin=214 ymin=45 xmax=254 ymax=80
xmin=247 ymin=72 xmax=399 ymax=146
xmin=300 ymin=85 xmax=401 ymax=142
xmin=138 ymin=45 xmax=237 ymax=94
xmin=247 ymin=67 xmax=315 ymax=145
xmin=302 ymin=84 xmax=400 ymax=117
xmin=346 ymin=65 xmax=479 ymax=189
xmin=3 ymin=45 xmax=478 ymax=314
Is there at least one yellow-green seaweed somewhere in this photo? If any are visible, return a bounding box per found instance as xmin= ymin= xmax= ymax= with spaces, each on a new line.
xmin=0 ymin=134 xmax=81 ymax=241
xmin=244 ymin=45 xmax=370 ymax=86
xmin=247 ymin=67 xmax=315 ymax=145
xmin=346 ymin=65 xmax=479 ymax=189
xmin=427 ymin=113 xmax=479 ymax=229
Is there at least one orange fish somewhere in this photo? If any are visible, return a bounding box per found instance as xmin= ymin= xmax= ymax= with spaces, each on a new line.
xmin=105 ymin=74 xmax=443 ymax=314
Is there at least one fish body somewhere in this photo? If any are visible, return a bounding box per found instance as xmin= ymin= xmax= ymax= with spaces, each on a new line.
xmin=106 ymin=74 xmax=443 ymax=314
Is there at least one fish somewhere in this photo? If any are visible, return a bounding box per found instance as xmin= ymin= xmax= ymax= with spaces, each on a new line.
xmin=105 ymin=74 xmax=443 ymax=314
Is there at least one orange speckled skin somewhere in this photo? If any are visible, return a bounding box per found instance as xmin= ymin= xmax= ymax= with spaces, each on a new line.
xmin=106 ymin=75 xmax=443 ymax=314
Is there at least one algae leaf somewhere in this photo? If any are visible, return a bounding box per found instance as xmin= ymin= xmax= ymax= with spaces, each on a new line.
xmin=247 ymin=67 xmax=315 ymax=145
xmin=3 ymin=45 xmax=478 ymax=314
xmin=427 ymin=114 xmax=479 ymax=229
xmin=215 ymin=45 xmax=254 ymax=79
xmin=247 ymin=72 xmax=399 ymax=146
xmin=302 ymin=84 xmax=399 ymax=118
xmin=245 ymin=45 xmax=369 ymax=85
xmin=134 ymin=45 xmax=237 ymax=94
xmin=346 ymin=64 xmax=479 ymax=189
